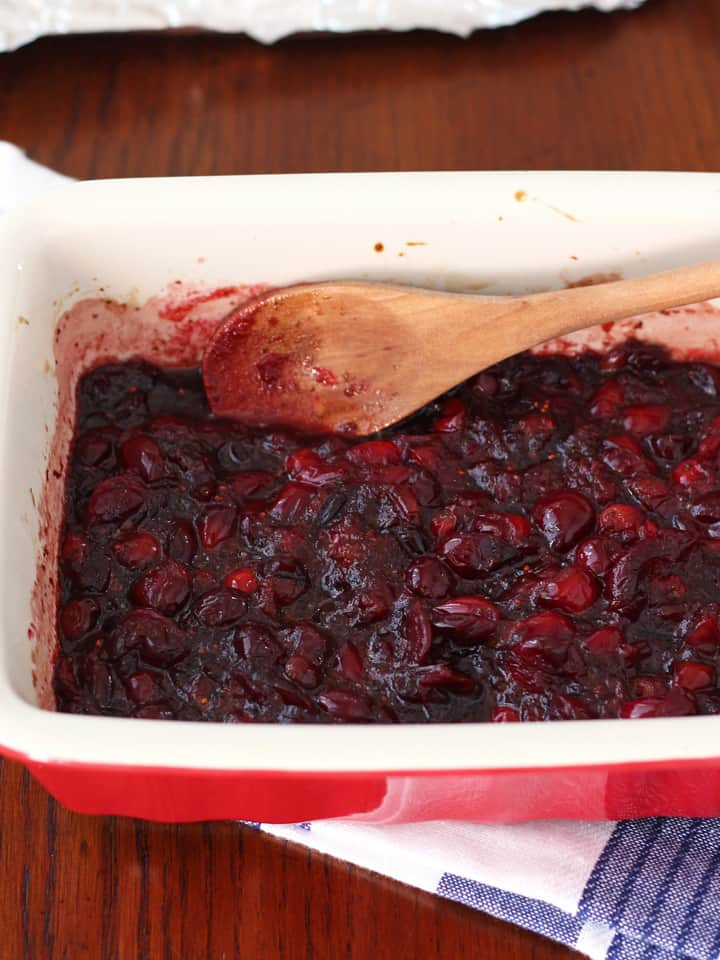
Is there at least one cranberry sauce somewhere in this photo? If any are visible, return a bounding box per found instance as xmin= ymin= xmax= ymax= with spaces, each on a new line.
xmin=54 ymin=342 xmax=720 ymax=722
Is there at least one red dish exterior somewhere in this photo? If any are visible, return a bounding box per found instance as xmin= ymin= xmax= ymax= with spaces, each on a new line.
xmin=5 ymin=747 xmax=720 ymax=823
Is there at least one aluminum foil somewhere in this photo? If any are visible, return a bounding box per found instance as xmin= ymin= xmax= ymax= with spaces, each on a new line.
xmin=0 ymin=0 xmax=644 ymax=50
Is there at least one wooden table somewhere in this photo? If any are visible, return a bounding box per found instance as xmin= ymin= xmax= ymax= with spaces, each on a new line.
xmin=1 ymin=0 xmax=719 ymax=955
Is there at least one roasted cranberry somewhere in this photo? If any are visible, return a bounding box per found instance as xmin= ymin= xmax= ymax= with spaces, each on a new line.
xmin=352 ymin=587 xmax=392 ymax=625
xmin=54 ymin=658 xmax=81 ymax=700
xmin=620 ymin=697 xmax=663 ymax=719
xmin=634 ymin=675 xmax=668 ymax=699
xmin=384 ymin=487 xmax=421 ymax=526
xmin=285 ymin=622 xmax=327 ymax=664
xmin=270 ymin=483 xmax=317 ymax=524
xmin=86 ymin=473 xmax=146 ymax=524
xmin=318 ymin=690 xmax=373 ymax=721
xmin=407 ymin=445 xmax=441 ymax=473
xmin=623 ymin=405 xmax=670 ymax=436
xmin=234 ymin=623 xmax=281 ymax=662
xmin=113 ymin=531 xmax=161 ymax=569
xmin=649 ymin=433 xmax=694 ymax=462
xmin=284 ymin=655 xmax=319 ymax=689
xmin=431 ymin=597 xmax=500 ymax=642
xmin=536 ymin=567 xmax=599 ymax=613
xmin=574 ymin=536 xmax=621 ymax=576
xmin=590 ymin=379 xmax=624 ymax=417
xmin=405 ymin=558 xmax=453 ymax=599
xmin=437 ymin=532 xmax=518 ymax=577
xmin=126 ymin=670 xmax=164 ymax=704
xmin=403 ymin=600 xmax=433 ymax=663
xmin=286 ymin=449 xmax=347 ymax=486
xmin=227 ymin=470 xmax=274 ymax=498
xmin=120 ymin=435 xmax=164 ymax=482
xmin=267 ymin=558 xmax=308 ymax=606
xmin=346 ymin=440 xmax=401 ymax=466
xmin=61 ymin=532 xmax=88 ymax=572
xmin=598 ymin=503 xmax=645 ymax=543
xmin=548 ymin=693 xmax=592 ymax=720
xmin=193 ymin=589 xmax=247 ymax=626
xmin=627 ymin=475 xmax=670 ymax=510
xmin=75 ymin=431 xmax=113 ymax=466
xmin=533 ymin=490 xmax=595 ymax=552
xmin=131 ymin=560 xmax=192 ymax=614
xmin=337 ymin=642 xmax=363 ymax=681
xmin=675 ymin=661 xmax=715 ymax=691
xmin=686 ymin=616 xmax=720 ymax=653
xmin=429 ymin=508 xmax=458 ymax=541
xmin=60 ymin=598 xmax=99 ymax=643
xmin=198 ymin=506 xmax=237 ymax=548
xmin=434 ymin=397 xmax=466 ymax=432
xmin=168 ymin=519 xmax=198 ymax=563
xmin=503 ymin=612 xmax=575 ymax=669
xmin=697 ymin=433 xmax=720 ymax=462
xmin=659 ymin=688 xmax=698 ymax=716
xmin=115 ymin=609 xmax=187 ymax=665
xmin=603 ymin=435 xmax=654 ymax=478
xmin=417 ymin=663 xmax=475 ymax=694
xmin=473 ymin=512 xmax=531 ymax=545
xmin=224 ymin=567 xmax=260 ymax=594
xmin=586 ymin=626 xmax=623 ymax=657
xmin=672 ymin=458 xmax=716 ymax=494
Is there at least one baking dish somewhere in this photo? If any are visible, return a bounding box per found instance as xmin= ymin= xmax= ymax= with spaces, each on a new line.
xmin=3 ymin=171 xmax=720 ymax=824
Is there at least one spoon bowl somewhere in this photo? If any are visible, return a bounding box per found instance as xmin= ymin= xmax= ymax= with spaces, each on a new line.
xmin=203 ymin=263 xmax=720 ymax=435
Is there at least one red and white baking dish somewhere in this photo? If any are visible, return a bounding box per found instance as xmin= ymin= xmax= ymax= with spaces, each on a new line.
xmin=3 ymin=171 xmax=720 ymax=825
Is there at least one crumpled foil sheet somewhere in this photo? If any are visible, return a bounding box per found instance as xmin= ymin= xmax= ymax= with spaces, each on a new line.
xmin=0 ymin=0 xmax=645 ymax=50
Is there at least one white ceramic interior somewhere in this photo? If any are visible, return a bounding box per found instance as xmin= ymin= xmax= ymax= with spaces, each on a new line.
xmin=2 ymin=171 xmax=720 ymax=772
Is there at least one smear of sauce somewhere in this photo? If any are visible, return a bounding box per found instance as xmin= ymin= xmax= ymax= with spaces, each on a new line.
xmin=513 ymin=189 xmax=578 ymax=222
xmin=566 ymin=272 xmax=622 ymax=288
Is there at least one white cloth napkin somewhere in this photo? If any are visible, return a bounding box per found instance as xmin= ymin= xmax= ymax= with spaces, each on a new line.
xmin=0 ymin=0 xmax=645 ymax=50
xmin=9 ymin=144 xmax=719 ymax=960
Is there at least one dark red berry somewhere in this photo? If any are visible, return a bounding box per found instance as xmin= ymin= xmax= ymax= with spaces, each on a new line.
xmin=60 ymin=598 xmax=99 ymax=643
xmin=405 ymin=558 xmax=453 ymax=599
xmin=193 ymin=589 xmax=247 ymax=627
xmin=113 ymin=531 xmax=161 ymax=569
xmin=536 ymin=567 xmax=599 ymax=613
xmin=131 ymin=560 xmax=192 ymax=614
xmin=533 ymin=490 xmax=595 ymax=552
xmin=431 ymin=596 xmax=500 ymax=642
xmin=198 ymin=506 xmax=237 ymax=548
xmin=86 ymin=473 xmax=145 ymax=524
xmin=168 ymin=519 xmax=198 ymax=563
xmin=224 ymin=567 xmax=260 ymax=593
xmin=623 ymin=404 xmax=670 ymax=436
xmin=120 ymin=435 xmax=164 ymax=482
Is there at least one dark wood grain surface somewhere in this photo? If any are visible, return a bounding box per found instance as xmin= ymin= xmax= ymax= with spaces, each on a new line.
xmin=1 ymin=1 xmax=719 ymax=956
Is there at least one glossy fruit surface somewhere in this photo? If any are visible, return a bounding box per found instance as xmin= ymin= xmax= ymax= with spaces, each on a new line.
xmin=55 ymin=343 xmax=720 ymax=723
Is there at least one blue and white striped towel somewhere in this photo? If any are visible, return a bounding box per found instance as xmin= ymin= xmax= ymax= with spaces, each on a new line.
xmin=6 ymin=142 xmax=719 ymax=960
xmin=257 ymin=817 xmax=720 ymax=960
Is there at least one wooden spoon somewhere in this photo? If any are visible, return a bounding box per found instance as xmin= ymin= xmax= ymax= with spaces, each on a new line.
xmin=202 ymin=263 xmax=720 ymax=436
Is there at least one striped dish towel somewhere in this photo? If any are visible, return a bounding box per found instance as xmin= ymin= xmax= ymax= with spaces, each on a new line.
xmin=256 ymin=817 xmax=720 ymax=960
xmin=6 ymin=142 xmax=718 ymax=960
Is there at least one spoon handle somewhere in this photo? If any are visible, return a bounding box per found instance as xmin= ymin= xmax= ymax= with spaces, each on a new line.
xmin=524 ymin=259 xmax=720 ymax=339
